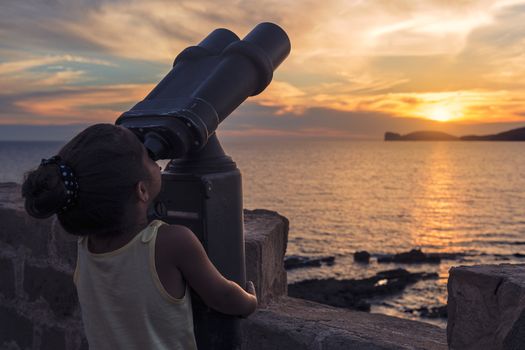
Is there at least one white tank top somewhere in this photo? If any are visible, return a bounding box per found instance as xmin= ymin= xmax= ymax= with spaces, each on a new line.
xmin=74 ymin=220 xmax=198 ymax=350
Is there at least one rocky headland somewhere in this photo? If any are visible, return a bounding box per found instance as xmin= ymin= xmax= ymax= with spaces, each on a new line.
xmin=385 ymin=131 xmax=458 ymax=141
xmin=385 ymin=126 xmax=525 ymax=141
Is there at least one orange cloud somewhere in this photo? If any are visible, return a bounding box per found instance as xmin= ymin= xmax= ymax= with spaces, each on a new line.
xmin=2 ymin=0 xmax=525 ymax=131
xmin=10 ymin=84 xmax=153 ymax=124
xmin=219 ymin=127 xmax=356 ymax=139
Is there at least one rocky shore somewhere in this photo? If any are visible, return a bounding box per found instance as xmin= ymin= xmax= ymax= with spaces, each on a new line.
xmin=286 ymin=248 xmax=525 ymax=322
xmin=375 ymin=248 xmax=463 ymax=264
xmin=286 ymin=248 xmax=461 ymax=319
xmin=284 ymin=255 xmax=335 ymax=270
xmin=284 ymin=249 xmax=464 ymax=271
xmin=288 ymin=268 xmax=438 ymax=312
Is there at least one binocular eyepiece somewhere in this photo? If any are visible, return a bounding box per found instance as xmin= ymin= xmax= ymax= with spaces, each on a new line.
xmin=116 ymin=22 xmax=291 ymax=160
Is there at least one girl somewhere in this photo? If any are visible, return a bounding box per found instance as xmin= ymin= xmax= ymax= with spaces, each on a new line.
xmin=22 ymin=123 xmax=257 ymax=349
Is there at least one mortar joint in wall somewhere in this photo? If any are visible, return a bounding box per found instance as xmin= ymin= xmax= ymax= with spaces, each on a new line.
xmin=24 ymin=255 xmax=74 ymax=276
xmin=1 ymin=294 xmax=78 ymax=331
xmin=13 ymin=248 xmax=26 ymax=300
xmin=48 ymin=217 xmax=59 ymax=260
xmin=312 ymin=328 xmax=334 ymax=350
xmin=65 ymin=329 xmax=85 ymax=350
xmin=33 ymin=324 xmax=43 ymax=350
xmin=0 ymin=241 xmax=17 ymax=259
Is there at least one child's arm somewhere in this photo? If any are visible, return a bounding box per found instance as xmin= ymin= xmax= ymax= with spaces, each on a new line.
xmin=161 ymin=225 xmax=257 ymax=317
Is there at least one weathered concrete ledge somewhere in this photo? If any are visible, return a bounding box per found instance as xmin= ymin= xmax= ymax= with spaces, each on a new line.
xmin=243 ymin=297 xmax=447 ymax=350
xmin=448 ymin=264 xmax=525 ymax=350
xmin=0 ymin=182 xmax=449 ymax=349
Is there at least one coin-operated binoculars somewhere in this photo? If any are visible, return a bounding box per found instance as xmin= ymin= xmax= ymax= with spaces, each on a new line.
xmin=115 ymin=22 xmax=290 ymax=349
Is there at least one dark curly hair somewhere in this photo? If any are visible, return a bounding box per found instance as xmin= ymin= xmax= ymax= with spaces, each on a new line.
xmin=21 ymin=124 xmax=150 ymax=237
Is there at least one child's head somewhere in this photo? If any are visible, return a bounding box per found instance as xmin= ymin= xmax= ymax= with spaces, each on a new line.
xmin=22 ymin=123 xmax=161 ymax=237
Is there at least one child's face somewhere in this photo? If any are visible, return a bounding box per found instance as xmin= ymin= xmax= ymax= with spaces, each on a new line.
xmin=141 ymin=144 xmax=162 ymax=201
xmin=120 ymin=126 xmax=162 ymax=201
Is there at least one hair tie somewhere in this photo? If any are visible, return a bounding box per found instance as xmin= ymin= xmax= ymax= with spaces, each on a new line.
xmin=40 ymin=156 xmax=79 ymax=213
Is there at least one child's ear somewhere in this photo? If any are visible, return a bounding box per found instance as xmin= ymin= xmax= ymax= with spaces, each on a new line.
xmin=136 ymin=181 xmax=149 ymax=203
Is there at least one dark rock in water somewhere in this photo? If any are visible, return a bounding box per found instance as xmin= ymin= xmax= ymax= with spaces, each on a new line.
xmin=419 ymin=305 xmax=447 ymax=319
xmin=513 ymin=253 xmax=525 ymax=258
xmin=354 ymin=251 xmax=371 ymax=263
xmin=288 ymin=268 xmax=438 ymax=312
xmin=495 ymin=255 xmax=510 ymax=261
xmin=288 ymin=277 xmax=372 ymax=311
xmin=404 ymin=305 xmax=447 ymax=319
xmin=284 ymin=255 xmax=335 ymax=270
xmin=378 ymin=249 xmax=441 ymax=264
xmin=427 ymin=252 xmax=464 ymax=260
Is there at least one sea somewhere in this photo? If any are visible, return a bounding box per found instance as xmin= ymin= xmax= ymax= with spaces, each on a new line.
xmin=2 ymin=139 xmax=525 ymax=328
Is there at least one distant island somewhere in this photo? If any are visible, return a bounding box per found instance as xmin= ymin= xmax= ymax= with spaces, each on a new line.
xmin=385 ymin=126 xmax=525 ymax=141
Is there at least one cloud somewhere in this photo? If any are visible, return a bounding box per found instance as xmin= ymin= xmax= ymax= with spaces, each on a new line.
xmin=4 ymin=101 xmax=525 ymax=141
xmin=251 ymin=80 xmax=308 ymax=114
xmin=2 ymin=0 xmax=507 ymax=62
xmin=221 ymin=102 xmax=525 ymax=140
xmin=2 ymin=0 xmax=525 ymax=134
xmin=0 ymin=54 xmax=120 ymax=95
xmin=0 ymin=52 xmax=165 ymax=124
xmin=457 ymin=3 xmax=525 ymax=87
xmin=0 ymin=84 xmax=153 ymax=124
xmin=219 ymin=127 xmax=355 ymax=139
xmin=0 ymin=55 xmax=114 ymax=75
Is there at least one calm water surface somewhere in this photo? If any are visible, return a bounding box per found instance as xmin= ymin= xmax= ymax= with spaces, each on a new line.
xmin=3 ymin=140 xmax=525 ymax=327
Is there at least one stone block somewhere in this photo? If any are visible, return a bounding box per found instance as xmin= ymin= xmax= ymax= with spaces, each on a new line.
xmin=41 ymin=327 xmax=66 ymax=350
xmin=23 ymin=264 xmax=78 ymax=318
xmin=0 ymin=183 xmax=77 ymax=270
xmin=50 ymin=220 xmax=78 ymax=271
xmin=448 ymin=264 xmax=525 ymax=350
xmin=79 ymin=337 xmax=89 ymax=350
xmin=0 ymin=341 xmax=22 ymax=350
xmin=242 ymin=297 xmax=447 ymax=350
xmin=244 ymin=209 xmax=288 ymax=306
xmin=0 ymin=183 xmax=24 ymax=211
xmin=0 ymin=207 xmax=52 ymax=259
xmin=0 ymin=306 xmax=33 ymax=350
xmin=0 ymin=256 xmax=15 ymax=299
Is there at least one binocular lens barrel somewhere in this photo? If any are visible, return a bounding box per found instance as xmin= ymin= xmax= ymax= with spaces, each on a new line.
xmin=197 ymin=28 xmax=240 ymax=55
xmin=116 ymin=22 xmax=291 ymax=160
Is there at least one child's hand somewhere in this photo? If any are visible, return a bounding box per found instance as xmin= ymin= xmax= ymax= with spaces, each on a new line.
xmin=246 ymin=281 xmax=256 ymax=296
xmin=239 ymin=281 xmax=257 ymax=318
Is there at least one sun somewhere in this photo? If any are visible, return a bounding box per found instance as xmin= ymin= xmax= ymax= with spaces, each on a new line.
xmin=426 ymin=105 xmax=454 ymax=122
xmin=418 ymin=103 xmax=464 ymax=122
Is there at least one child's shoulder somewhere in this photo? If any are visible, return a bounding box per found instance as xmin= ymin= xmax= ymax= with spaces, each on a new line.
xmin=156 ymin=224 xmax=201 ymax=257
xmin=157 ymin=223 xmax=195 ymax=241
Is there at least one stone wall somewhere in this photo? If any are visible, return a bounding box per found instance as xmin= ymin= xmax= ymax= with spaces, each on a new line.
xmin=1 ymin=182 xmax=449 ymax=350
xmin=0 ymin=183 xmax=289 ymax=349
xmin=0 ymin=183 xmax=84 ymax=349
xmin=243 ymin=297 xmax=447 ymax=350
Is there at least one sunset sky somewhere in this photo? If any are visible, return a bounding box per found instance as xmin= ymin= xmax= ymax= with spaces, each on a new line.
xmin=1 ymin=0 xmax=525 ymax=140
